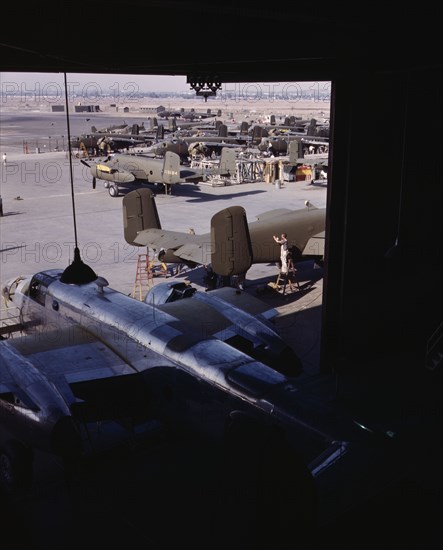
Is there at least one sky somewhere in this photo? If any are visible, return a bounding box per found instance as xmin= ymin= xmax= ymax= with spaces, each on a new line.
xmin=0 ymin=72 xmax=190 ymax=94
xmin=0 ymin=73 xmax=329 ymax=96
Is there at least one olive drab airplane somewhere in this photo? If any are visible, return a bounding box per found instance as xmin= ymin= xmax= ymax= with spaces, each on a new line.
xmin=122 ymin=189 xmax=326 ymax=275
xmin=82 ymin=147 xmax=237 ymax=196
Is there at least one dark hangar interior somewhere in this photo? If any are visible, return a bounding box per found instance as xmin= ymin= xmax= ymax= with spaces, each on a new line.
xmin=1 ymin=2 xmax=442 ymax=548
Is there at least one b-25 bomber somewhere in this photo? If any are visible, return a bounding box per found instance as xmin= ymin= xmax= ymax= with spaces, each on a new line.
xmin=82 ymin=147 xmax=237 ymax=196
xmin=123 ymin=189 xmax=326 ymax=275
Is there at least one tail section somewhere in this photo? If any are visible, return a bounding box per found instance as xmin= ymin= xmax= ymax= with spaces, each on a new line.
xmin=162 ymin=152 xmax=181 ymax=184
xmin=240 ymin=121 xmax=249 ymax=135
xmin=218 ymin=123 xmax=228 ymax=137
xmin=218 ymin=148 xmax=236 ymax=177
xmin=306 ymin=118 xmax=317 ymax=136
xmin=122 ymin=189 xmax=161 ymax=245
xmin=251 ymin=125 xmax=268 ymax=145
xmin=289 ymin=138 xmax=303 ymax=163
xmin=211 ymin=206 xmax=252 ymax=276
xmin=131 ymin=123 xmax=139 ymax=135
xmin=156 ymin=124 xmax=165 ymax=141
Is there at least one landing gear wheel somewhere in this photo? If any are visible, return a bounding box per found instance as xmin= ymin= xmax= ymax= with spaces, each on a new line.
xmin=0 ymin=441 xmax=33 ymax=494
xmin=109 ymin=184 xmax=119 ymax=197
xmin=103 ymin=180 xmax=110 ymax=189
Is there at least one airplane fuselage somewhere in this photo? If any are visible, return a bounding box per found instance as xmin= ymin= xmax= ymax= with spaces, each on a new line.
xmin=2 ymin=270 xmax=354 ymax=461
xmin=158 ymin=207 xmax=326 ymax=266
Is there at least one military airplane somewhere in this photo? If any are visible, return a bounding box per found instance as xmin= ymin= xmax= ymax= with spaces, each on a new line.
xmin=0 ymin=251 xmax=304 ymax=488
xmin=157 ymin=108 xmax=184 ymax=119
xmin=0 ymin=248 xmax=398 ymax=536
xmin=122 ymin=189 xmax=326 ymax=275
xmin=150 ymin=133 xmax=247 ymax=160
xmin=82 ymin=147 xmax=237 ymax=196
xmin=181 ymin=108 xmax=221 ymax=120
xmin=70 ymin=123 xmax=157 ymax=154
xmin=257 ymin=135 xmax=329 ymax=156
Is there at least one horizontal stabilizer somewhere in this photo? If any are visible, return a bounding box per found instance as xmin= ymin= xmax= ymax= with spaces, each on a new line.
xmin=134 ymin=229 xmax=198 ymax=251
xmin=302 ymin=231 xmax=325 ymax=257
xmin=123 ymin=189 xmax=161 ymax=246
xmin=211 ymin=206 xmax=252 ymax=276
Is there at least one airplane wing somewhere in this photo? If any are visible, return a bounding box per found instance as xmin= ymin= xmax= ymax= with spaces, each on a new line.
xmin=0 ymin=324 xmax=180 ymax=456
xmin=1 ymin=326 xmax=176 ymax=408
xmin=255 ymin=208 xmax=295 ymax=221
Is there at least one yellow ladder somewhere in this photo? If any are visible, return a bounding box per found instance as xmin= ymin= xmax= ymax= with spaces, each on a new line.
xmin=133 ymin=253 xmax=153 ymax=301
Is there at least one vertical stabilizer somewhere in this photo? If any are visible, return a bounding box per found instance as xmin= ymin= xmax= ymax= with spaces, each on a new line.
xmin=122 ymin=189 xmax=161 ymax=245
xmin=252 ymin=125 xmax=268 ymax=145
xmin=218 ymin=123 xmax=228 ymax=137
xmin=219 ymin=148 xmax=236 ymax=177
xmin=289 ymin=139 xmax=303 ymax=163
xmin=211 ymin=206 xmax=252 ymax=276
xmin=156 ymin=124 xmax=165 ymax=140
xmin=240 ymin=121 xmax=249 ymax=135
xmin=162 ymin=152 xmax=181 ymax=184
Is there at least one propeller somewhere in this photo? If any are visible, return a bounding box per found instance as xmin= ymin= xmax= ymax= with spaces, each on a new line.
xmin=80 ymin=159 xmax=95 ymax=189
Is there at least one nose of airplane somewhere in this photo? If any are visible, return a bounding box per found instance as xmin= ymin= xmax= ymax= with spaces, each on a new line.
xmin=1 ymin=275 xmax=24 ymax=304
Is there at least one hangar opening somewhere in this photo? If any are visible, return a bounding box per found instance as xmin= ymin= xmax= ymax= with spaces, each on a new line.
xmin=0 ymin=73 xmax=332 ymax=376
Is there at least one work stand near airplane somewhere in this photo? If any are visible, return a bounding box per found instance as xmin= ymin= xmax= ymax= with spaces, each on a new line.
xmin=268 ymin=258 xmax=301 ymax=296
xmin=133 ymin=250 xmax=169 ymax=301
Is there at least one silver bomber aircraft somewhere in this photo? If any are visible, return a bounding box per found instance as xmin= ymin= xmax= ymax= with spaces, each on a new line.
xmin=0 ymin=258 xmax=398 ymax=535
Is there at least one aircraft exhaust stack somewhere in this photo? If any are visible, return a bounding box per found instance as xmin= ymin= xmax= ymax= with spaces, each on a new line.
xmin=123 ymin=189 xmax=161 ymax=245
xmin=210 ymin=206 xmax=252 ymax=276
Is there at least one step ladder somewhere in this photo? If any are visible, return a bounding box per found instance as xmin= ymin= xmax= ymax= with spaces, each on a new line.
xmin=133 ymin=253 xmax=153 ymax=301
xmin=269 ymin=259 xmax=300 ymax=295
